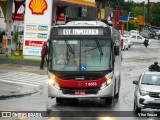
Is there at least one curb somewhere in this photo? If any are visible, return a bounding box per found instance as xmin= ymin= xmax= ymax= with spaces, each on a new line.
xmin=0 ymin=88 xmax=39 ymax=100
xmin=0 ymin=58 xmax=40 ymax=66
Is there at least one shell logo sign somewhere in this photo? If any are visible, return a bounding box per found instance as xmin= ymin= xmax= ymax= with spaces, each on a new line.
xmin=29 ymin=0 xmax=48 ymax=15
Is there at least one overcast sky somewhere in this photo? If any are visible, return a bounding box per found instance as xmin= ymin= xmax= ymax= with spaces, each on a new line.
xmin=132 ymin=0 xmax=159 ymax=3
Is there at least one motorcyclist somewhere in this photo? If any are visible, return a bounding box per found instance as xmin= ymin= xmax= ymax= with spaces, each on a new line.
xmin=144 ymin=38 xmax=149 ymax=48
xmin=148 ymin=61 xmax=160 ymax=72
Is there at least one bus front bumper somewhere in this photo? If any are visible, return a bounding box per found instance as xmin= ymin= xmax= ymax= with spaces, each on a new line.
xmin=48 ymin=84 xmax=114 ymax=98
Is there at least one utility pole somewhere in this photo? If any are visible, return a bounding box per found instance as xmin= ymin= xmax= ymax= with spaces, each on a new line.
xmin=147 ymin=0 xmax=150 ymax=15
xmin=143 ymin=1 xmax=145 ymax=29
xmin=127 ymin=12 xmax=131 ymax=31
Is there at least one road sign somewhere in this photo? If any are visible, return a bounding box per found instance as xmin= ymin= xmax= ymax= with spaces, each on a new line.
xmin=136 ymin=15 xmax=144 ymax=25
xmin=81 ymin=64 xmax=87 ymax=71
xmin=119 ymin=16 xmax=128 ymax=21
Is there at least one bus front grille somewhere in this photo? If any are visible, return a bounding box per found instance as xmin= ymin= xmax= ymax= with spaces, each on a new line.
xmin=61 ymin=88 xmax=100 ymax=95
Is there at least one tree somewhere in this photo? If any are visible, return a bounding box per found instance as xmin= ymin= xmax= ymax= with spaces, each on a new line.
xmin=131 ymin=6 xmax=144 ymax=17
xmin=147 ymin=4 xmax=160 ymax=27
xmin=13 ymin=31 xmax=18 ymax=44
xmin=124 ymin=20 xmax=139 ymax=31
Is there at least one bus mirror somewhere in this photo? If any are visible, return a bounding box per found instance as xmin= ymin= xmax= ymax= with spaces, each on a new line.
xmin=114 ymin=46 xmax=119 ymax=55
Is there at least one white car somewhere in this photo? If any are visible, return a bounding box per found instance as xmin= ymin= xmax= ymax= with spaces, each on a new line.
xmin=133 ymin=72 xmax=160 ymax=112
xmin=128 ymin=35 xmax=151 ymax=45
xmin=130 ymin=30 xmax=140 ymax=36
xmin=156 ymin=30 xmax=160 ymax=36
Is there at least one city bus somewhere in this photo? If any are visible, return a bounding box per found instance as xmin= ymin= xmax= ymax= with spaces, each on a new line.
xmin=47 ymin=21 xmax=121 ymax=105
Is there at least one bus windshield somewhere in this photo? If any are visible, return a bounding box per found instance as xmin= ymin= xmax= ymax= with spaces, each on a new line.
xmin=50 ymin=39 xmax=112 ymax=71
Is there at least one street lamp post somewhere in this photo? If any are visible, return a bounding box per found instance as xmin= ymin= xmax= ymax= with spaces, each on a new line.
xmin=127 ymin=12 xmax=131 ymax=31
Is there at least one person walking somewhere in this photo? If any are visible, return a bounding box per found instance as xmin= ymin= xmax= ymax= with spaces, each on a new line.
xmin=40 ymin=42 xmax=48 ymax=70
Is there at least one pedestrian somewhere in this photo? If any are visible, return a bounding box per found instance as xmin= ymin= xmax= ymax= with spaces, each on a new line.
xmin=148 ymin=61 xmax=160 ymax=72
xmin=121 ymin=39 xmax=124 ymax=50
xmin=40 ymin=42 xmax=48 ymax=70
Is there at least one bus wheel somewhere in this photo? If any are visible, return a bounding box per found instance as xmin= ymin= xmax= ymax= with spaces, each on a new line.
xmin=56 ymin=98 xmax=63 ymax=104
xmin=134 ymin=100 xmax=141 ymax=113
xmin=105 ymin=97 xmax=113 ymax=105
xmin=114 ymin=91 xmax=119 ymax=99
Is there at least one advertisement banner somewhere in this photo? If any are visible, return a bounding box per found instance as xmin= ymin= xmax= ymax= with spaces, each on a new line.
xmin=25 ymin=0 xmax=53 ymax=24
xmin=12 ymin=0 xmax=25 ymax=22
xmin=2 ymin=36 xmax=7 ymax=48
xmin=12 ymin=13 xmax=24 ymax=21
xmin=136 ymin=15 xmax=144 ymax=25
xmin=114 ymin=10 xmax=120 ymax=29
xmin=25 ymin=40 xmax=46 ymax=47
xmin=23 ymin=48 xmax=41 ymax=56
xmin=24 ymin=24 xmax=49 ymax=40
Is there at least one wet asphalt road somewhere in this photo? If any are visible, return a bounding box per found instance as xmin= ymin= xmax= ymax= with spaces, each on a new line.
xmin=0 ymin=39 xmax=160 ymax=120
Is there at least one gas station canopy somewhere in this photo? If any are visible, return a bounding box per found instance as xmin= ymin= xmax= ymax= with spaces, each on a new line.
xmin=54 ymin=0 xmax=96 ymax=7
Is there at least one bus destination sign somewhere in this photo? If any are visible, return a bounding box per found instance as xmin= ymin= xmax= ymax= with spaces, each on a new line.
xmin=58 ymin=28 xmax=104 ymax=35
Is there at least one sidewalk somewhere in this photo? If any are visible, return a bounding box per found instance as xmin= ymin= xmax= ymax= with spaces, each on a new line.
xmin=0 ymin=63 xmax=47 ymax=100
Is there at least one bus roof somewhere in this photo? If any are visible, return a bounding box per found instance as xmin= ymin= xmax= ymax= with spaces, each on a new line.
xmin=54 ymin=21 xmax=109 ymax=28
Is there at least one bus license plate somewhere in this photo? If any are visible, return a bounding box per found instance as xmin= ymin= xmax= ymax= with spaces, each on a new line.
xmin=154 ymin=98 xmax=160 ymax=103
xmin=75 ymin=90 xmax=85 ymax=95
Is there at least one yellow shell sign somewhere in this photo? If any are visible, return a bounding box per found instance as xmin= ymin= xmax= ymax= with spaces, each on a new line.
xmin=29 ymin=0 xmax=48 ymax=15
xmin=136 ymin=15 xmax=144 ymax=25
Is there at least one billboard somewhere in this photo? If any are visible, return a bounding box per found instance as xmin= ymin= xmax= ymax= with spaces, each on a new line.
xmin=23 ymin=0 xmax=52 ymax=57
xmin=136 ymin=15 xmax=144 ymax=25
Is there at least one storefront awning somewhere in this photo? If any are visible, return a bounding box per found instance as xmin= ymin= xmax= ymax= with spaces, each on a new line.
xmin=56 ymin=0 xmax=96 ymax=7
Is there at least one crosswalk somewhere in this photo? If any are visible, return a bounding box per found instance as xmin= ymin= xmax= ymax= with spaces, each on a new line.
xmin=0 ymin=71 xmax=47 ymax=87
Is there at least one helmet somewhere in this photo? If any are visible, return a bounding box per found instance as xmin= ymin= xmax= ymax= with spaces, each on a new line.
xmin=154 ymin=61 xmax=158 ymax=65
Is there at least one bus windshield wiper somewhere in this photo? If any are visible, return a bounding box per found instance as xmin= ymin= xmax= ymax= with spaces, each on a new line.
xmin=65 ymin=40 xmax=74 ymax=55
xmin=95 ymin=39 xmax=103 ymax=63
xmin=95 ymin=39 xmax=103 ymax=56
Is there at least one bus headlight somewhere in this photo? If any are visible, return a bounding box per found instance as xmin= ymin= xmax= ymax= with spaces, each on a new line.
xmin=139 ymin=89 xmax=149 ymax=96
xmin=100 ymin=78 xmax=112 ymax=89
xmin=48 ymin=73 xmax=60 ymax=89
xmin=48 ymin=78 xmax=55 ymax=85
xmin=107 ymin=78 xmax=112 ymax=85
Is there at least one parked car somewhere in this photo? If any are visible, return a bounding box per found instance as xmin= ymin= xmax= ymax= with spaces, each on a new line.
xmin=140 ymin=30 xmax=155 ymax=38
xmin=128 ymin=35 xmax=151 ymax=45
xmin=149 ymin=28 xmax=158 ymax=35
xmin=130 ymin=30 xmax=139 ymax=36
xmin=156 ymin=30 xmax=160 ymax=36
xmin=124 ymin=30 xmax=130 ymax=37
xmin=133 ymin=72 xmax=160 ymax=112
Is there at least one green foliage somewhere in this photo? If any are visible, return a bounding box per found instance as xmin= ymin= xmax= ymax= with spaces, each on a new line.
xmin=13 ymin=32 xmax=18 ymax=44
xmin=8 ymin=56 xmax=40 ymax=62
xmin=124 ymin=20 xmax=139 ymax=31
xmin=101 ymin=0 xmax=160 ymax=27
xmin=147 ymin=4 xmax=160 ymax=27
xmin=131 ymin=6 xmax=144 ymax=17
